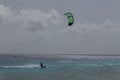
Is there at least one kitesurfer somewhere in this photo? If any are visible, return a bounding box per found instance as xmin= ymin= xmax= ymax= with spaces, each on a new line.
xmin=40 ymin=62 xmax=46 ymax=69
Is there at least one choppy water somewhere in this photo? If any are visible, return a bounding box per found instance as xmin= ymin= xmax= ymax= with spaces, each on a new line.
xmin=0 ymin=54 xmax=120 ymax=80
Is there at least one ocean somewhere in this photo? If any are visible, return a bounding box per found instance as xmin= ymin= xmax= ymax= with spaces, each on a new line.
xmin=0 ymin=54 xmax=120 ymax=80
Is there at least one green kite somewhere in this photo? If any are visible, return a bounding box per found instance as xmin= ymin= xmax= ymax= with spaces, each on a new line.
xmin=64 ymin=12 xmax=74 ymax=26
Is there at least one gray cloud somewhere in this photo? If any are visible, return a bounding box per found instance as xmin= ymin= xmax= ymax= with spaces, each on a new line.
xmin=55 ymin=20 xmax=120 ymax=40
xmin=0 ymin=4 xmax=61 ymax=36
xmin=0 ymin=4 xmax=120 ymax=54
xmin=25 ymin=21 xmax=44 ymax=32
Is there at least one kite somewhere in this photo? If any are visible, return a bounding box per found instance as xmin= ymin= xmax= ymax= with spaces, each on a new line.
xmin=64 ymin=12 xmax=74 ymax=26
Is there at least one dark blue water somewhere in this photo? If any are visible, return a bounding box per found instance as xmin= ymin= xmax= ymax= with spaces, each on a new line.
xmin=0 ymin=54 xmax=120 ymax=80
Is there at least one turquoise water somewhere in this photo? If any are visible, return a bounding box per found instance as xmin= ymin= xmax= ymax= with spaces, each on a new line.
xmin=0 ymin=54 xmax=120 ymax=80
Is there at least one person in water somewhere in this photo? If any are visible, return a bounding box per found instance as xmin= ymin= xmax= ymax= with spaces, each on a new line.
xmin=40 ymin=62 xmax=46 ymax=68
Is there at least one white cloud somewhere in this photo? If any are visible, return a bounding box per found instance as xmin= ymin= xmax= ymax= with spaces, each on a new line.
xmin=0 ymin=4 xmax=120 ymax=54
xmin=54 ymin=20 xmax=120 ymax=40
xmin=0 ymin=4 xmax=62 ymax=40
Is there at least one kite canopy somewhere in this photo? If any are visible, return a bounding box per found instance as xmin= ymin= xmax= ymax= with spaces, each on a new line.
xmin=64 ymin=12 xmax=74 ymax=26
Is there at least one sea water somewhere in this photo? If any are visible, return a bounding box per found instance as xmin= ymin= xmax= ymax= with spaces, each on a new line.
xmin=0 ymin=54 xmax=120 ymax=80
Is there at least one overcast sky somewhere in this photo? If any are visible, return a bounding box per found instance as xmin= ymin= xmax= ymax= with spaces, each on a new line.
xmin=0 ymin=0 xmax=120 ymax=54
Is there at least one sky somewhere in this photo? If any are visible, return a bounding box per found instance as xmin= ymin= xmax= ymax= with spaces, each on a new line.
xmin=0 ymin=0 xmax=120 ymax=54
